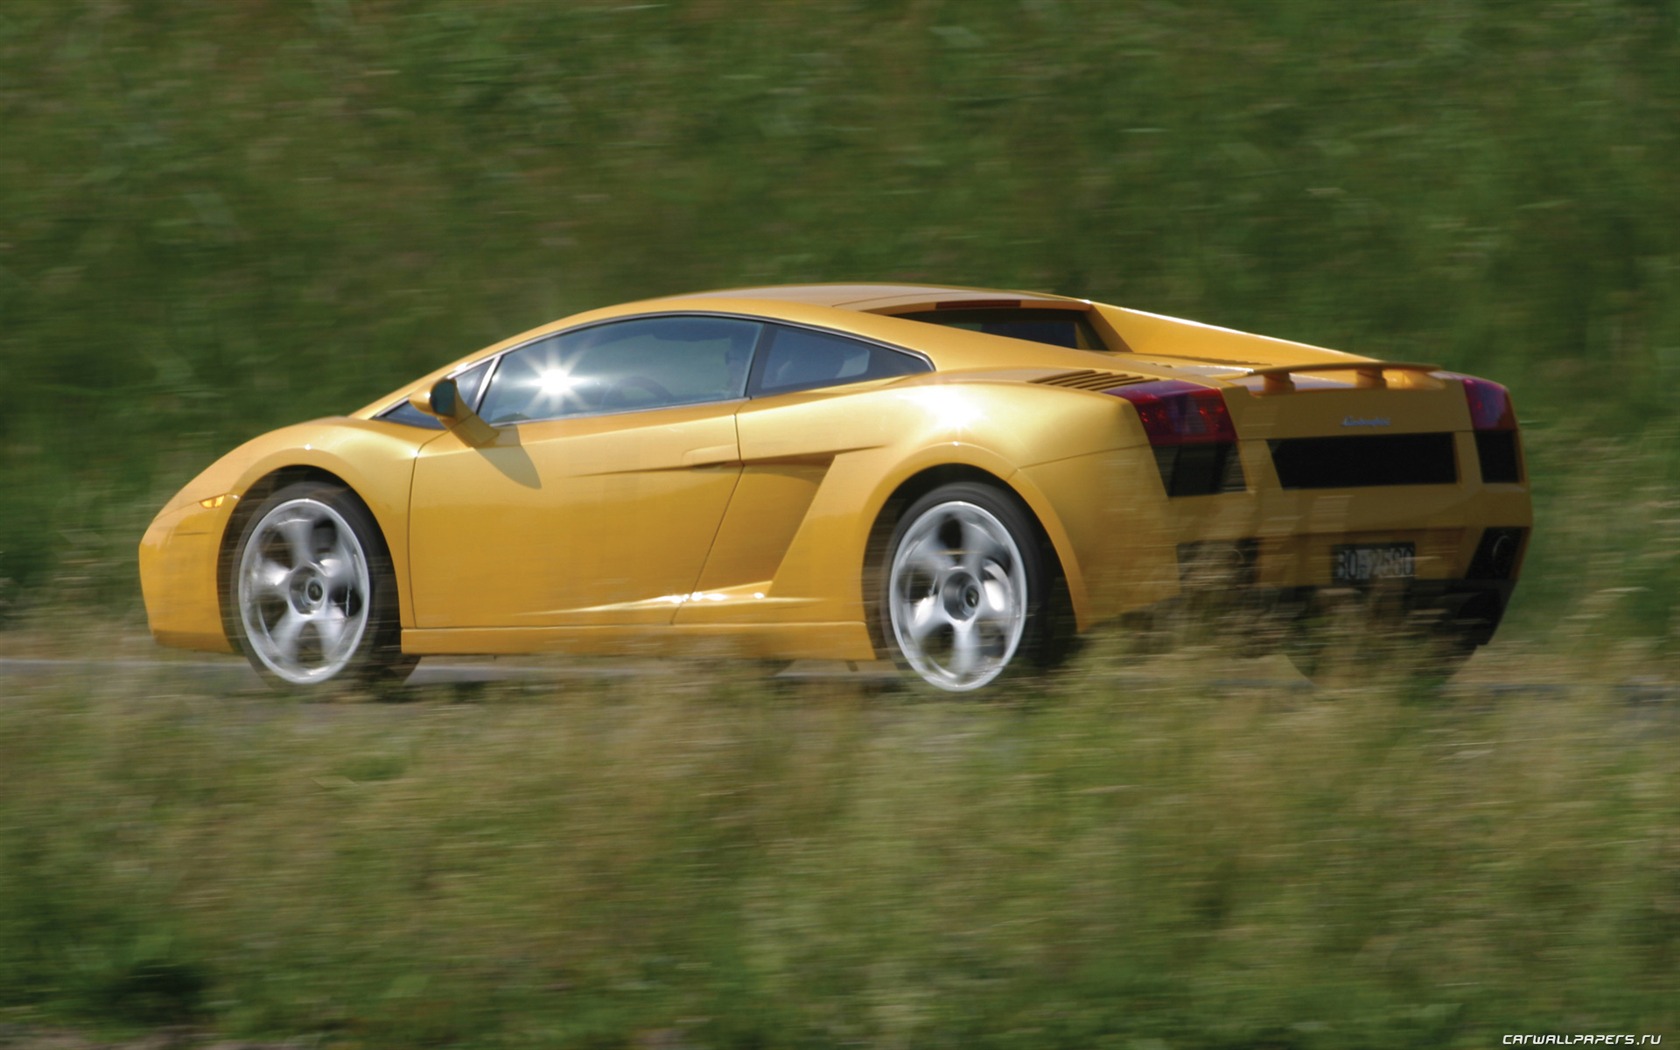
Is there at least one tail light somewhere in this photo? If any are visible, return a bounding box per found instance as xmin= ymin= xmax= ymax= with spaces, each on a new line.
xmin=1110 ymin=380 xmax=1238 ymax=445
xmin=1458 ymin=376 xmax=1523 ymax=483
xmin=1461 ymin=377 xmax=1516 ymax=431
xmin=1109 ymin=380 xmax=1244 ymax=496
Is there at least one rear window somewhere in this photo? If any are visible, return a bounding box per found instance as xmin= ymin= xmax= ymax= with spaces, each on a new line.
xmin=894 ymin=308 xmax=1106 ymax=350
xmin=752 ymin=325 xmax=929 ymax=395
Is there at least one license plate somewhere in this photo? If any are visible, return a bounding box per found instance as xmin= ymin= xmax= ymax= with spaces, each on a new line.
xmin=1331 ymin=543 xmax=1415 ymax=583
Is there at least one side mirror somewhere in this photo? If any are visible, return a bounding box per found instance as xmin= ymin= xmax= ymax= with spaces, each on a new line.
xmin=409 ymin=378 xmax=495 ymax=445
xmin=409 ymin=378 xmax=461 ymax=419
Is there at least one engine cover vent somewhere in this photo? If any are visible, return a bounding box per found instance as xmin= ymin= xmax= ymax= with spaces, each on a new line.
xmin=1031 ymin=369 xmax=1154 ymax=391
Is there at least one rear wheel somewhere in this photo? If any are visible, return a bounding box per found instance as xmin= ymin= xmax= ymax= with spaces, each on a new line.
xmin=880 ymin=483 xmax=1049 ymax=693
xmin=229 ymin=482 xmax=415 ymax=690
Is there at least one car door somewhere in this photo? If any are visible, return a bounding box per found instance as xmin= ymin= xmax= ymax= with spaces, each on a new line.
xmin=407 ymin=315 xmax=761 ymax=629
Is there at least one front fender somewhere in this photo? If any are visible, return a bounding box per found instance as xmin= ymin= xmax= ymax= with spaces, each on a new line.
xmin=141 ymin=418 xmax=433 ymax=650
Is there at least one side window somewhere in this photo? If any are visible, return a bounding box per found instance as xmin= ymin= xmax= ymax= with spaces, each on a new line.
xmin=452 ymin=358 xmax=492 ymax=411
xmin=477 ymin=316 xmax=762 ymax=425
xmin=378 ymin=357 xmax=494 ymax=430
xmin=751 ymin=325 xmax=929 ymax=396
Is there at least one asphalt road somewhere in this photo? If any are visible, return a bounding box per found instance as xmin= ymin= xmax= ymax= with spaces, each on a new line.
xmin=0 ymin=654 xmax=908 ymax=694
xmin=0 ymin=654 xmax=696 ymax=693
xmin=2 ymin=654 xmax=1675 ymax=705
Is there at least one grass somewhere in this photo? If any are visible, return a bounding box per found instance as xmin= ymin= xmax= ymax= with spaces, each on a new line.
xmin=0 ymin=648 xmax=1676 ymax=1049
xmin=4 ymin=2 xmax=1679 ymax=1044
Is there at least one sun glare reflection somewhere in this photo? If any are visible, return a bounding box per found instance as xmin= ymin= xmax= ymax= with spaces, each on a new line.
xmin=911 ymin=386 xmax=986 ymax=435
xmin=538 ymin=369 xmax=575 ymax=398
xmin=533 ymin=347 xmax=578 ymax=401
xmin=514 ymin=348 xmax=584 ymax=416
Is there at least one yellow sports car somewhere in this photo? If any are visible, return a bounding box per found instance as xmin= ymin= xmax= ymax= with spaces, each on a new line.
xmin=140 ymin=284 xmax=1531 ymax=692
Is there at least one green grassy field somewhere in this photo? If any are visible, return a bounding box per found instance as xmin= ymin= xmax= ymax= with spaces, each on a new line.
xmin=1 ymin=654 xmax=1676 ymax=1049
xmin=3 ymin=2 xmax=1679 ymax=1045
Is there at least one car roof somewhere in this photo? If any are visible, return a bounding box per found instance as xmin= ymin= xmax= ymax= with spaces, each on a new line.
xmin=674 ymin=282 xmax=1091 ymax=313
xmin=353 ymin=282 xmax=1375 ymax=421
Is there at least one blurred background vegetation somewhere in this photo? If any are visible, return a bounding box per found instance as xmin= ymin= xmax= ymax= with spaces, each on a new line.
xmin=4 ymin=5 xmax=1680 ymax=1048
xmin=3 ymin=0 xmax=1679 ymax=646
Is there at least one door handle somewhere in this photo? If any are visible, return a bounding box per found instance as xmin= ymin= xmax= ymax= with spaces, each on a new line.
xmin=682 ymin=444 xmax=738 ymax=467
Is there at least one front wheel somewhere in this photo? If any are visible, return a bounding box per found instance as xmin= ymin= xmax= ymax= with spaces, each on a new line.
xmin=228 ymin=482 xmax=415 ymax=690
xmin=880 ymin=483 xmax=1050 ymax=693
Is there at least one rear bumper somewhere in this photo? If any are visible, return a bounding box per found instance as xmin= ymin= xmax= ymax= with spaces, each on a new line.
xmin=1018 ymin=439 xmax=1532 ymax=631
xmin=1132 ymin=522 xmax=1528 ymax=653
xmin=1128 ymin=574 xmax=1520 ymax=654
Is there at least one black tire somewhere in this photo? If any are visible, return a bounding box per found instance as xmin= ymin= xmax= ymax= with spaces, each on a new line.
xmin=877 ymin=482 xmax=1055 ymax=693
xmin=227 ymin=481 xmax=415 ymax=691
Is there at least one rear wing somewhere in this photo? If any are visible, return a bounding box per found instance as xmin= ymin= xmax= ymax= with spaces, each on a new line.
xmin=1237 ymin=361 xmax=1443 ymax=394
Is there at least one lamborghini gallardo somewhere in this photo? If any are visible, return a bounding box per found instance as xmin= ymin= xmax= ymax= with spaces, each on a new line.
xmin=140 ymin=284 xmax=1531 ymax=691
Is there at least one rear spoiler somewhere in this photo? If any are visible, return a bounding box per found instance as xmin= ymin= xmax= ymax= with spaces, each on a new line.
xmin=1237 ymin=361 xmax=1443 ymax=394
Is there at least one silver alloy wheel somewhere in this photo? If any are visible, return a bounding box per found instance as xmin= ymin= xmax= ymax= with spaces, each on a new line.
xmin=888 ymin=500 xmax=1029 ymax=692
xmin=236 ymin=497 xmax=373 ymax=685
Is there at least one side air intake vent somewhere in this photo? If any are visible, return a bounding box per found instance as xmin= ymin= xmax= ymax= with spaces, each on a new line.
xmin=1032 ymin=369 xmax=1153 ymax=391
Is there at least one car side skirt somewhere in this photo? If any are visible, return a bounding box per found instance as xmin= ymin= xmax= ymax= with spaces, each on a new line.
xmin=401 ymin=621 xmax=880 ymax=662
